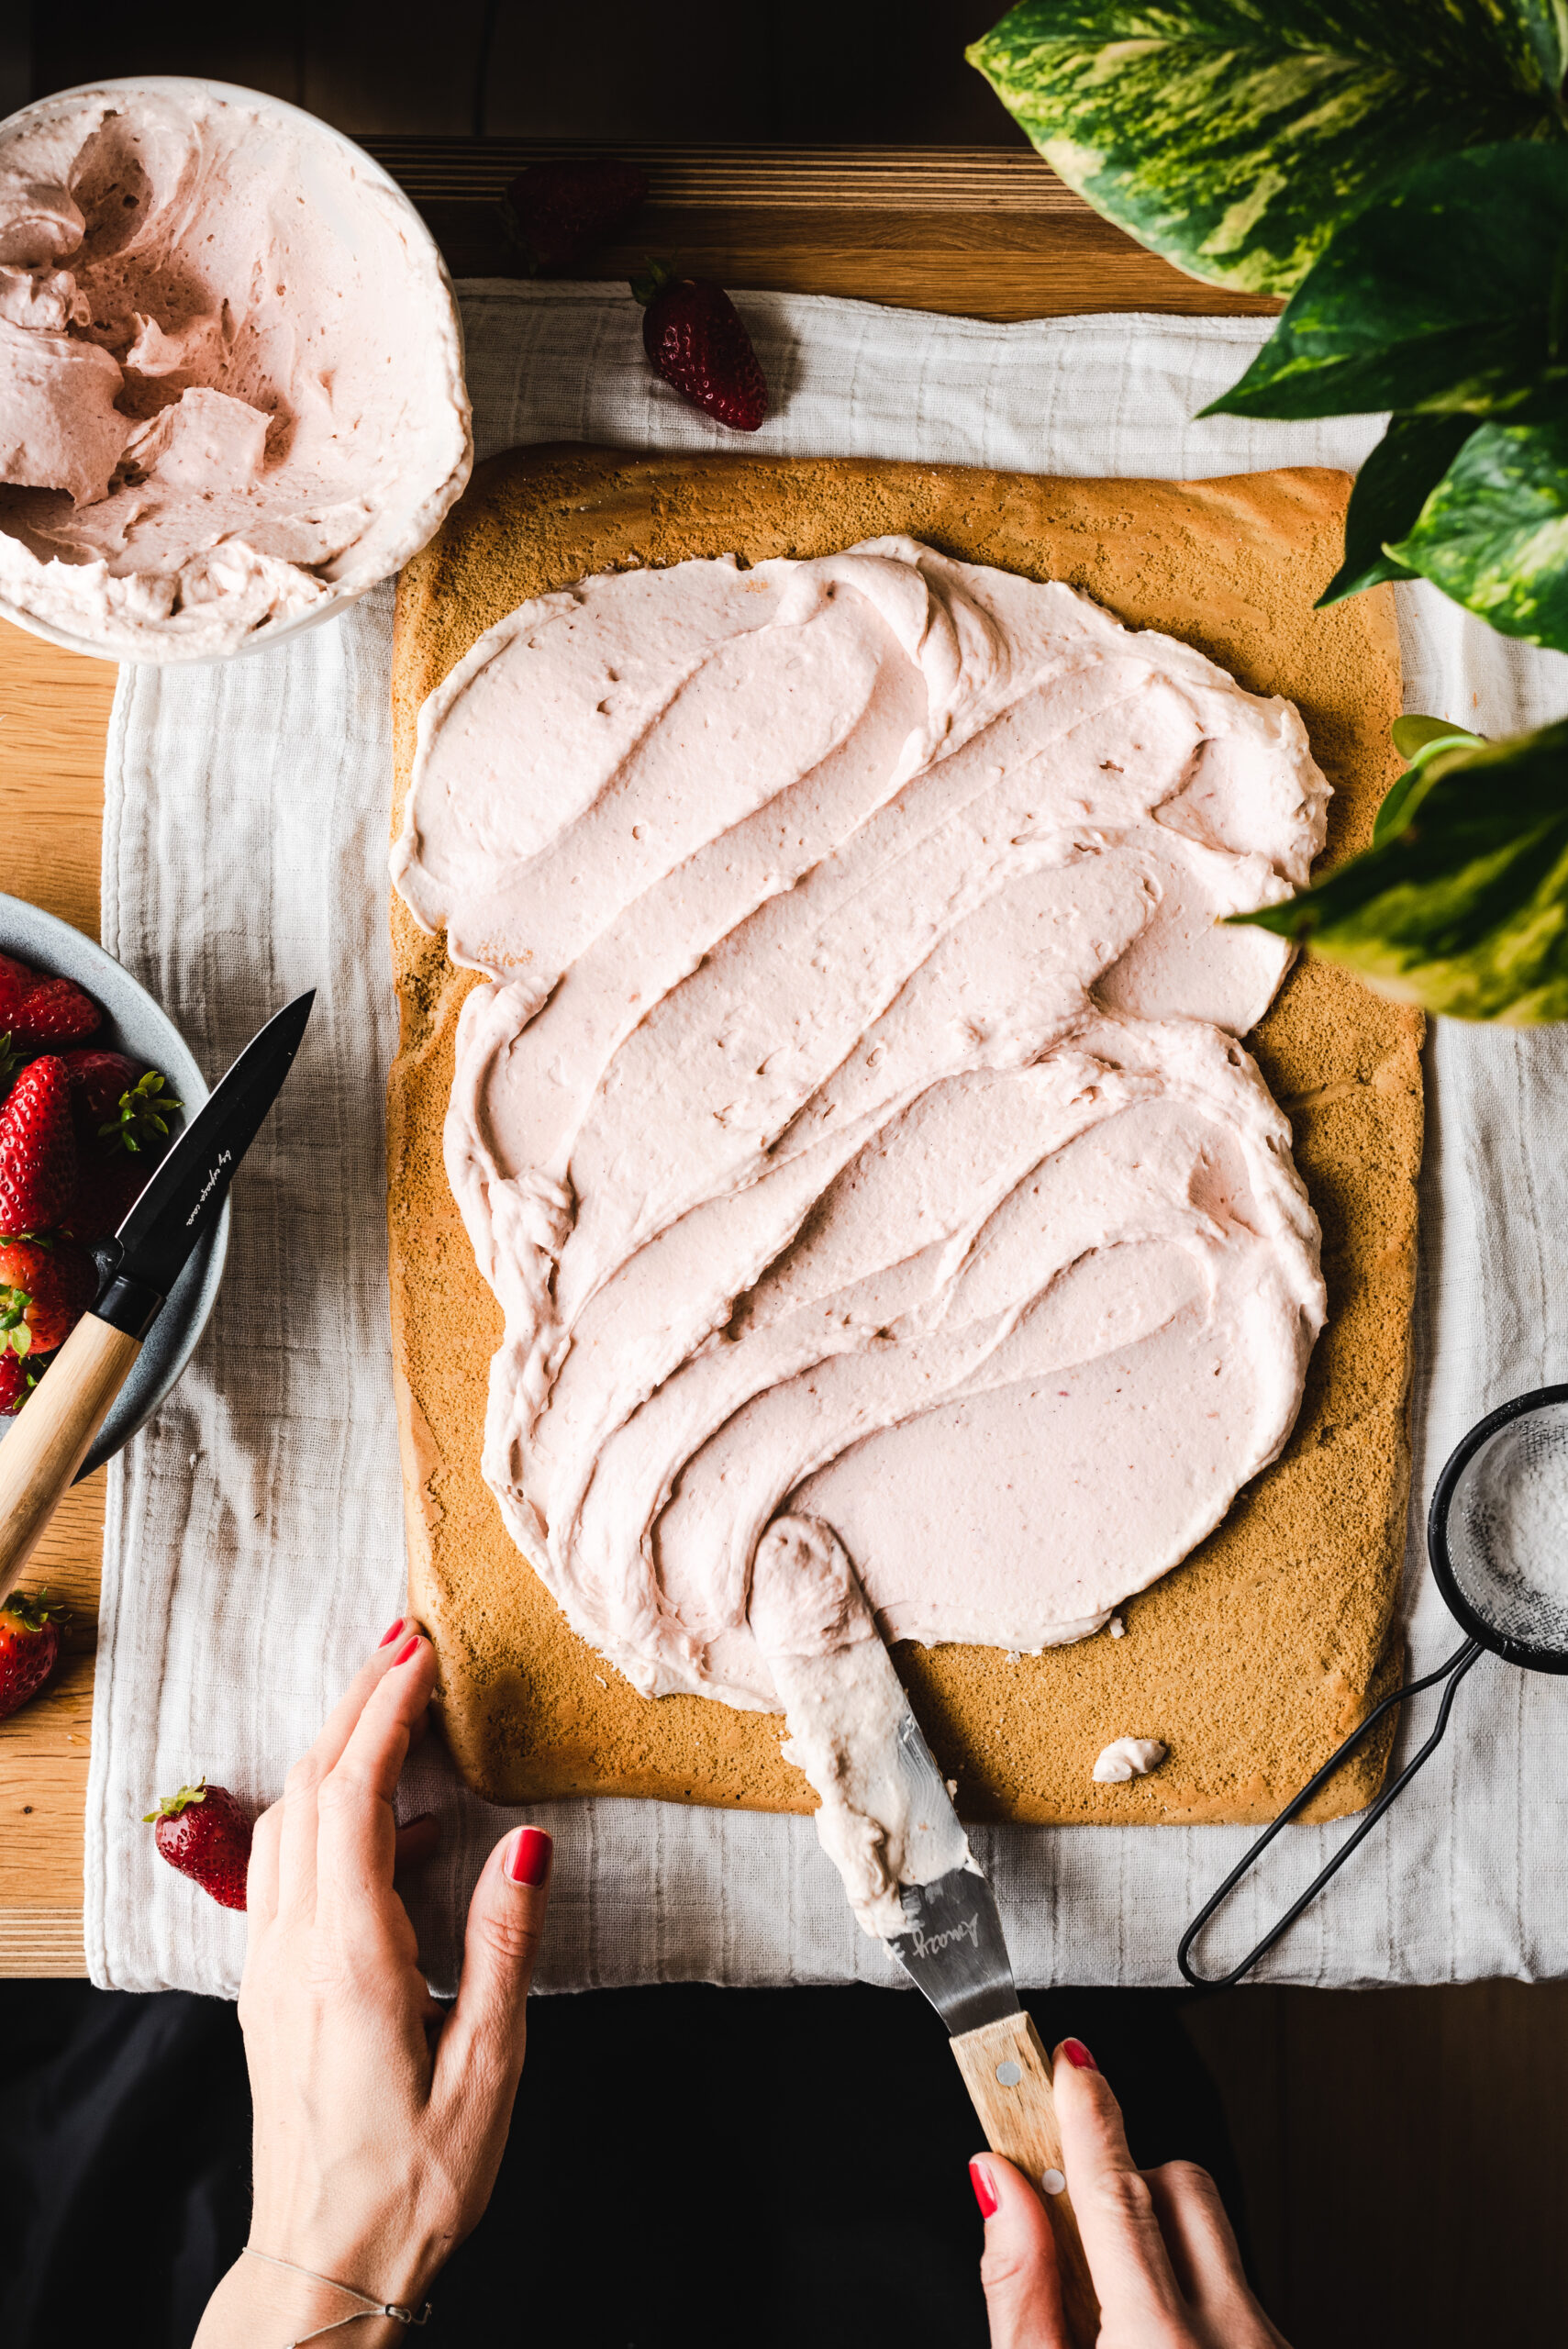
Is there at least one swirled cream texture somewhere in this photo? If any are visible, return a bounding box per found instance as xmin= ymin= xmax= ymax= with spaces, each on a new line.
xmin=393 ymin=538 xmax=1329 ymax=1709
xmin=0 ymin=82 xmax=470 ymax=657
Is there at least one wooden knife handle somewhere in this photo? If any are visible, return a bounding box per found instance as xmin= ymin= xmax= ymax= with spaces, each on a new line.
xmin=952 ymin=2009 xmax=1101 ymax=2347
xmin=0 ymin=1314 xmax=141 ymax=1604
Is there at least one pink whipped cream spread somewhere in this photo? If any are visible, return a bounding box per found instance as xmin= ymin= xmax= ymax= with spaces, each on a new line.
xmin=0 ymin=81 xmax=470 ymax=658
xmin=393 ymin=537 xmax=1329 ymax=1712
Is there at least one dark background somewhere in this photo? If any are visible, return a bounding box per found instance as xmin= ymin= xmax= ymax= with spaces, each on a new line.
xmin=3 ymin=4 xmax=1027 ymax=144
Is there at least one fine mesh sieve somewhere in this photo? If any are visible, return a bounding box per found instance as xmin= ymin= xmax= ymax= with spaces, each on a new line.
xmin=1179 ymin=1384 xmax=1568 ymax=1988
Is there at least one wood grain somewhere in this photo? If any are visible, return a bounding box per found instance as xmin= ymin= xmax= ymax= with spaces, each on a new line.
xmin=952 ymin=2009 xmax=1098 ymax=2345
xmin=0 ymin=618 xmax=114 ymax=1973
xmin=0 ymin=1317 xmax=142 ymax=1602
xmin=362 ymin=140 xmax=1283 ymax=320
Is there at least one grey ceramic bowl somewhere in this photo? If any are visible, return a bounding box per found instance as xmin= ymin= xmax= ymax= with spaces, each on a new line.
xmin=0 ymin=894 xmax=228 ymax=1475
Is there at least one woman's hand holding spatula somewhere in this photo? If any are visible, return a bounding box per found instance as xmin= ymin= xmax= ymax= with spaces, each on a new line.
xmin=972 ymin=2042 xmax=1292 ymax=2349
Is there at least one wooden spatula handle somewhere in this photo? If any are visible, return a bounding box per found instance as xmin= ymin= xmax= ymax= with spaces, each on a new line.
xmin=0 ymin=1314 xmax=141 ymax=1603
xmin=952 ymin=2009 xmax=1101 ymax=2347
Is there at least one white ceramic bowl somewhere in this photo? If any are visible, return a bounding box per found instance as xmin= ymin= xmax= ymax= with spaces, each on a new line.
xmin=0 ymin=76 xmax=473 ymax=664
xmin=0 ymin=894 xmax=227 ymax=1474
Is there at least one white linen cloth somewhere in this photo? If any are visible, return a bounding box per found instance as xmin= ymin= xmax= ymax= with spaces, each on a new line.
xmin=84 ymin=285 xmax=1568 ymax=1998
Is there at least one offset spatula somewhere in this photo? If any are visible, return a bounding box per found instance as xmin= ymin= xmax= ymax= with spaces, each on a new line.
xmin=750 ymin=1518 xmax=1100 ymax=2349
xmin=0 ymin=992 xmax=314 ymax=1602
xmin=887 ymin=1713 xmax=1100 ymax=2346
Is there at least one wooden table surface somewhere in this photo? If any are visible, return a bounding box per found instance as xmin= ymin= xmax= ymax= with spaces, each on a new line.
xmin=0 ymin=142 xmax=1271 ymax=1976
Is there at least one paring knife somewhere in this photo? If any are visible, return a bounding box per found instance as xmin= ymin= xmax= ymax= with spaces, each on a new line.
xmin=0 ymin=992 xmax=315 ymax=1602
xmin=749 ymin=1519 xmax=1100 ymax=2349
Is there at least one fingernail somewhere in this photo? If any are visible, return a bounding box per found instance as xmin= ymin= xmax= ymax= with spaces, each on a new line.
xmin=507 ymin=1826 xmax=552 ymax=1887
xmin=378 ymin=1617 xmax=406 ymax=1647
xmin=969 ymin=2157 xmax=999 ymax=2219
xmin=1062 ymin=2037 xmax=1097 ymax=2072
xmin=392 ymin=1634 xmax=422 ymax=1667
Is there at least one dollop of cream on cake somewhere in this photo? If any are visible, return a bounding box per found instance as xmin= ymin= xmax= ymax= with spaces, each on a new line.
xmin=393 ymin=537 xmax=1329 ymax=1709
xmin=0 ymin=83 xmax=470 ymax=657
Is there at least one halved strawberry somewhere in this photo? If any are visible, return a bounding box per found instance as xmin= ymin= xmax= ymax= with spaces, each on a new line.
xmin=0 ymin=1057 xmax=77 ymax=1235
xmin=0 ymin=1235 xmax=95 ymax=1355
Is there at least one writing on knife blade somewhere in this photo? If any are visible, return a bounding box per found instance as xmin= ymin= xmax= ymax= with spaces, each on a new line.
xmin=184 ymin=1148 xmax=234 ymax=1226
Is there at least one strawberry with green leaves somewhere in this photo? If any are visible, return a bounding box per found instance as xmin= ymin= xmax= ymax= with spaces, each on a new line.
xmin=0 ymin=1056 xmax=76 ymax=1236
xmin=0 ymin=1587 xmax=67 ymax=1720
xmin=0 ymin=1234 xmax=95 ymax=1356
xmin=0 ymin=1353 xmax=32 ymax=1415
xmin=145 ymin=1780 xmax=252 ymax=1909
xmin=62 ymin=1050 xmax=180 ymax=1154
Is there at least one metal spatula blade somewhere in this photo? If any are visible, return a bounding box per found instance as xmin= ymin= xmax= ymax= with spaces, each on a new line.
xmin=879 ymin=1709 xmax=1096 ymax=2343
xmin=748 ymin=1518 xmax=1099 ymax=2346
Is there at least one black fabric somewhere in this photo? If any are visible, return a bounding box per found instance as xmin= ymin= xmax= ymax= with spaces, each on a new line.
xmin=3 ymin=1980 xmax=1242 ymax=2349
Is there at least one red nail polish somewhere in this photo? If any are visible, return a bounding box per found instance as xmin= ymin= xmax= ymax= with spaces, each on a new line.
xmin=378 ymin=1617 xmax=406 ymax=1648
xmin=392 ymin=1635 xmax=421 ymax=1667
xmin=1062 ymin=2037 xmax=1097 ymax=2073
xmin=969 ymin=2158 xmax=999 ymax=2219
xmin=508 ymin=1826 xmax=552 ymax=1887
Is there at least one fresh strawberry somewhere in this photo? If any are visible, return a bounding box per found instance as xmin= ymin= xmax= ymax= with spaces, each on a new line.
xmin=10 ymin=974 xmax=100 ymax=1047
xmin=145 ymin=1780 xmax=251 ymax=1909
xmin=0 ymin=1586 xmax=67 ymax=1720
xmin=0 ymin=1349 xmax=35 ymax=1415
xmin=62 ymin=1049 xmax=180 ymax=1155
xmin=631 ymin=262 xmax=767 ymax=432
xmin=0 ymin=954 xmax=36 ymax=1031
xmin=0 ymin=1056 xmax=77 ymax=1235
xmin=61 ymin=1151 xmax=148 ymax=1244
xmin=0 ymin=1235 xmax=95 ymax=1355
xmin=500 ymin=157 xmax=649 ymax=275
xmin=61 ymin=1047 xmax=145 ymax=1130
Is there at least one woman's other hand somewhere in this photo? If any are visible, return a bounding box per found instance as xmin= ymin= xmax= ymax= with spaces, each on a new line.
xmin=972 ymin=2038 xmax=1291 ymax=2349
xmin=195 ymin=1622 xmax=552 ymax=2348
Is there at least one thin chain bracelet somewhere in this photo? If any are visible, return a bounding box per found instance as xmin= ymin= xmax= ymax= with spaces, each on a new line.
xmin=243 ymin=2246 xmax=433 ymax=2343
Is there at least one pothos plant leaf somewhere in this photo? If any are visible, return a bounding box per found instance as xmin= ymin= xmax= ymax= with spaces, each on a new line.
xmin=1388 ymin=417 xmax=1568 ymax=651
xmin=1207 ymin=145 xmax=1568 ymax=421
xmin=967 ymin=2 xmax=1568 ymax=299
xmin=1234 ymin=718 xmax=1568 ymax=1019
xmin=1317 ymin=413 xmax=1479 ymax=606
xmin=1374 ymin=716 xmax=1485 ymax=843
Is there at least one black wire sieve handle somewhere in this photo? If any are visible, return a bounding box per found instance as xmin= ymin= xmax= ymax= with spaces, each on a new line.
xmin=1176 ymin=1639 xmax=1485 ymax=1989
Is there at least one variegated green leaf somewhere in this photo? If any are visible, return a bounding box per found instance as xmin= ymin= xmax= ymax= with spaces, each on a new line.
xmin=1391 ymin=418 xmax=1568 ymax=651
xmin=968 ymin=2 xmax=1568 ymax=297
xmin=1317 ymin=414 xmax=1478 ymax=605
xmin=1209 ymin=146 xmax=1568 ymax=420
xmin=1374 ymin=716 xmax=1485 ymax=843
xmin=1236 ymin=720 xmax=1568 ymax=1019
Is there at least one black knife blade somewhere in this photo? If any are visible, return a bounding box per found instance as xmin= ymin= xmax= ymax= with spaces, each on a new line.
xmin=95 ymin=990 xmax=315 ymax=1338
